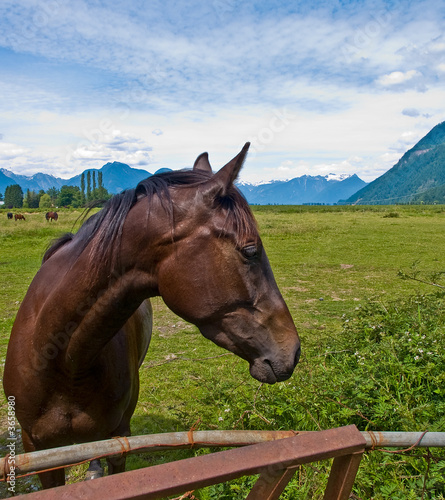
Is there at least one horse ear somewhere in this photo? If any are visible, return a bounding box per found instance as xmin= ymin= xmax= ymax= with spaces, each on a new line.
xmin=193 ymin=152 xmax=212 ymax=173
xmin=200 ymin=142 xmax=250 ymax=200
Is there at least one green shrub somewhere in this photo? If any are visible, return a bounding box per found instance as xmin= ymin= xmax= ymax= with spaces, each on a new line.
xmin=201 ymin=289 xmax=445 ymax=498
xmin=327 ymin=292 xmax=445 ymax=432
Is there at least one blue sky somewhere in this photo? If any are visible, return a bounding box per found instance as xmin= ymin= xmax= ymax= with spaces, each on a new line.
xmin=0 ymin=0 xmax=444 ymax=183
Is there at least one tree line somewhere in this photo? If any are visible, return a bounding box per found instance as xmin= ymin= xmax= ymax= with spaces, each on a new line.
xmin=2 ymin=171 xmax=112 ymax=209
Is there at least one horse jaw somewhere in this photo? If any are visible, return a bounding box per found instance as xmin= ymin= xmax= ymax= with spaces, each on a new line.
xmin=198 ymin=322 xmax=300 ymax=386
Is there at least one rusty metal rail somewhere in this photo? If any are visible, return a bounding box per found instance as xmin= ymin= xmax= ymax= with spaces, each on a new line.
xmin=14 ymin=425 xmax=367 ymax=500
xmin=1 ymin=430 xmax=296 ymax=479
xmin=0 ymin=431 xmax=445 ymax=480
xmin=2 ymin=429 xmax=443 ymax=481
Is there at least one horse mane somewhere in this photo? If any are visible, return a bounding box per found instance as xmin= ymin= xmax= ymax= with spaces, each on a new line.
xmin=43 ymin=169 xmax=257 ymax=275
xmin=43 ymin=233 xmax=74 ymax=263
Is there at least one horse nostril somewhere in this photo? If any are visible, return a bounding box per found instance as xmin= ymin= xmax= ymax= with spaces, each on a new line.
xmin=294 ymin=346 xmax=301 ymax=366
xmin=263 ymin=358 xmax=273 ymax=369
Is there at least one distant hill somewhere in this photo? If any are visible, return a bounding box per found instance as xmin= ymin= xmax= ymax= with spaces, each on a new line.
xmin=0 ymin=169 xmax=64 ymax=193
xmin=237 ymin=174 xmax=367 ymax=205
xmin=66 ymin=162 xmax=152 ymax=194
xmin=0 ymin=163 xmax=153 ymax=196
xmin=410 ymin=183 xmax=445 ymax=204
xmin=0 ymin=169 xmax=18 ymax=194
xmin=345 ymin=121 xmax=445 ymax=204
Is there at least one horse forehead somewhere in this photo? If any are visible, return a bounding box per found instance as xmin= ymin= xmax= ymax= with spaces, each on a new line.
xmin=203 ymin=210 xmax=259 ymax=246
xmin=159 ymin=185 xmax=259 ymax=243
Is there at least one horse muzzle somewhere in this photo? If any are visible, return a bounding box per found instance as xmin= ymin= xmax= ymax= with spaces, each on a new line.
xmin=250 ymin=343 xmax=301 ymax=384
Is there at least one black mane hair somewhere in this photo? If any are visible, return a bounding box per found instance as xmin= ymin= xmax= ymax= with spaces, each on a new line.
xmin=43 ymin=169 xmax=257 ymax=273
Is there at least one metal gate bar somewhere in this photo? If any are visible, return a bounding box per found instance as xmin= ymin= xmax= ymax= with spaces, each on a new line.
xmin=20 ymin=425 xmax=365 ymax=500
xmin=324 ymin=452 xmax=364 ymax=500
xmin=0 ymin=430 xmax=297 ymax=479
xmin=2 ymin=429 xmax=443 ymax=480
xmin=245 ymin=465 xmax=298 ymax=500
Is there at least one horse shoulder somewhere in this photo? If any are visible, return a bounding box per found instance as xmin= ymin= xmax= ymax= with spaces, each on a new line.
xmin=123 ymin=299 xmax=153 ymax=367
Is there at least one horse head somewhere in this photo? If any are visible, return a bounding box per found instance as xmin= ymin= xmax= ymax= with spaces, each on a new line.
xmin=152 ymin=144 xmax=301 ymax=383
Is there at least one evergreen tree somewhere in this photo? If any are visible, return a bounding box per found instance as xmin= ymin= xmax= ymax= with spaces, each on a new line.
xmin=80 ymin=173 xmax=86 ymax=206
xmin=85 ymin=170 xmax=111 ymax=204
xmin=24 ymin=190 xmax=40 ymax=208
xmin=57 ymin=185 xmax=82 ymax=207
xmin=23 ymin=189 xmax=31 ymax=208
xmin=72 ymin=188 xmax=82 ymax=208
xmin=98 ymin=171 xmax=103 ymax=191
xmin=47 ymin=187 xmax=59 ymax=206
xmin=4 ymin=184 xmax=24 ymax=208
xmin=96 ymin=171 xmax=109 ymax=200
xmin=86 ymin=171 xmax=91 ymax=201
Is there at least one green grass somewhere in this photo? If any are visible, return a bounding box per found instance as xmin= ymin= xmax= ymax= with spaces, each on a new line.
xmin=1 ymin=205 xmax=445 ymax=498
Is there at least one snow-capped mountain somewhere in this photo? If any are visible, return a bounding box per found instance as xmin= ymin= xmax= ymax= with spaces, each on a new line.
xmin=236 ymin=174 xmax=367 ymax=205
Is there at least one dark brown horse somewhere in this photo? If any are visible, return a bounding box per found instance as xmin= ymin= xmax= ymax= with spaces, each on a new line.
xmin=7 ymin=212 xmax=13 ymax=219
xmin=45 ymin=211 xmax=58 ymax=221
xmin=3 ymin=144 xmax=300 ymax=489
xmin=14 ymin=213 xmax=25 ymax=221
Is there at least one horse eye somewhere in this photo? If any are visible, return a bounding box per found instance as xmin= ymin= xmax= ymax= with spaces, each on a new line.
xmin=242 ymin=245 xmax=258 ymax=259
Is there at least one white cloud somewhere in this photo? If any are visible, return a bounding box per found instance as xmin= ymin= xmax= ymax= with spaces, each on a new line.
xmin=390 ymin=131 xmax=420 ymax=153
xmin=376 ymin=70 xmax=422 ymax=86
xmin=429 ymin=42 xmax=445 ymax=52
xmin=66 ymin=130 xmax=153 ymax=168
xmin=0 ymin=140 xmax=61 ymax=177
xmin=0 ymin=0 xmax=445 ymax=185
xmin=0 ymin=142 xmax=29 ymax=161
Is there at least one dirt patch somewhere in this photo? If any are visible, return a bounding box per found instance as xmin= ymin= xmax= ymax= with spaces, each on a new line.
xmin=331 ymin=294 xmax=345 ymax=301
xmin=283 ymin=286 xmax=309 ymax=292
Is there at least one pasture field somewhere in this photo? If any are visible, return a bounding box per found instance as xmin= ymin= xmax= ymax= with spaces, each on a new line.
xmin=1 ymin=205 xmax=445 ymax=498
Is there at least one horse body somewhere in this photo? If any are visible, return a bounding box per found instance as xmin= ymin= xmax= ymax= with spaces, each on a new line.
xmin=46 ymin=211 xmax=58 ymax=221
xmin=14 ymin=213 xmax=25 ymax=221
xmin=7 ymin=212 xmax=13 ymax=219
xmin=6 ymin=235 xmax=152 ymax=485
xmin=3 ymin=144 xmax=300 ymax=489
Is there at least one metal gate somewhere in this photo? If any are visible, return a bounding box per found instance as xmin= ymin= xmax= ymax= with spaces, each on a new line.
xmin=3 ymin=425 xmax=365 ymax=499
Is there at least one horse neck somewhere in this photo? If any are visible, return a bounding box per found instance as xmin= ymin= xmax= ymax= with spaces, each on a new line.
xmin=47 ymin=212 xmax=160 ymax=376
xmin=43 ymin=196 xmax=176 ymax=376
xmin=63 ymin=266 xmax=154 ymax=374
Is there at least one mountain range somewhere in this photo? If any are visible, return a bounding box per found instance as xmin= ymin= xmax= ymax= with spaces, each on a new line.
xmin=0 ymin=162 xmax=367 ymax=206
xmin=3 ymin=120 xmax=445 ymax=205
xmin=237 ymin=174 xmax=367 ymax=205
xmin=0 ymin=162 xmax=155 ymax=196
xmin=345 ymin=121 xmax=445 ymax=204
